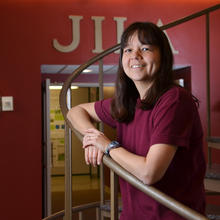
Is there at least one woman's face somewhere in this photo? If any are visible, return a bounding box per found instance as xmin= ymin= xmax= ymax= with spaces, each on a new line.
xmin=122 ymin=32 xmax=161 ymax=86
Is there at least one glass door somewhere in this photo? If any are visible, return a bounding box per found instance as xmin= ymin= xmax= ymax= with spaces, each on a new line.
xmin=42 ymin=79 xmax=116 ymax=216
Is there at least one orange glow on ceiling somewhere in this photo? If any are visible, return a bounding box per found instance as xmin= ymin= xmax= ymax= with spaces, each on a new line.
xmin=2 ymin=0 xmax=220 ymax=3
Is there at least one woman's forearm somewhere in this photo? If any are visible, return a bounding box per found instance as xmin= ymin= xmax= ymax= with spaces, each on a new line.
xmin=109 ymin=144 xmax=177 ymax=185
xmin=109 ymin=147 xmax=150 ymax=183
xmin=67 ymin=105 xmax=96 ymax=135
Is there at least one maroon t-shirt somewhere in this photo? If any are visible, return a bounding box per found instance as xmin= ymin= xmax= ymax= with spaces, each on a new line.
xmin=95 ymin=86 xmax=206 ymax=220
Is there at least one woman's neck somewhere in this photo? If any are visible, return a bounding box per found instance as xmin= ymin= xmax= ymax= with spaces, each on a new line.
xmin=135 ymin=81 xmax=153 ymax=99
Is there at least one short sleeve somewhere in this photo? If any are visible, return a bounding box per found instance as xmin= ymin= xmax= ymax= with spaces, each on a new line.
xmin=150 ymin=87 xmax=196 ymax=148
xmin=95 ymin=98 xmax=117 ymax=128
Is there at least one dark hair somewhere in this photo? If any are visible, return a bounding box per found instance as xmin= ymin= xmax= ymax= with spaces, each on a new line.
xmin=111 ymin=21 xmax=175 ymax=123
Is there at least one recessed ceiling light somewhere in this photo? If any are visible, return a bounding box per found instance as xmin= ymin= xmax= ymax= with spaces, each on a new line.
xmin=71 ymin=86 xmax=79 ymax=89
xmin=82 ymin=69 xmax=92 ymax=73
xmin=49 ymin=85 xmax=79 ymax=90
xmin=49 ymin=85 xmax=62 ymax=90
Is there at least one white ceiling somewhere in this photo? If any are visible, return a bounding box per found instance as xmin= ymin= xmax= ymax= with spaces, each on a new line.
xmin=41 ymin=64 xmax=118 ymax=74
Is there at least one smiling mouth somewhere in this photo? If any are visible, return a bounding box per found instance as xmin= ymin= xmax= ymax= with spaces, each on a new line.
xmin=131 ymin=64 xmax=145 ymax=69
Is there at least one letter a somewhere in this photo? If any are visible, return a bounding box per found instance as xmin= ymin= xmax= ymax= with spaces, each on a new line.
xmin=157 ymin=19 xmax=179 ymax=54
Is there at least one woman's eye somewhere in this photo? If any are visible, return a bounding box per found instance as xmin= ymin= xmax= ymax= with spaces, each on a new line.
xmin=124 ymin=48 xmax=132 ymax=53
xmin=142 ymin=47 xmax=150 ymax=51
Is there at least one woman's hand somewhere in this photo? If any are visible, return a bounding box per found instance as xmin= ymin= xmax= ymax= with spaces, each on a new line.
xmin=83 ymin=128 xmax=111 ymax=152
xmin=84 ymin=146 xmax=103 ymax=167
xmin=83 ymin=128 xmax=111 ymax=166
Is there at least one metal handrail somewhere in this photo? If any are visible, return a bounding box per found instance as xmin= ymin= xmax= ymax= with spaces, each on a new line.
xmin=60 ymin=3 xmax=219 ymax=105
xmin=60 ymin=3 xmax=220 ymax=132
xmin=103 ymin=156 xmax=207 ymax=220
xmin=59 ymin=4 xmax=220 ymax=220
xmin=59 ymin=42 xmax=120 ymax=131
xmin=160 ymin=4 xmax=220 ymax=30
xmin=42 ymin=201 xmax=100 ymax=220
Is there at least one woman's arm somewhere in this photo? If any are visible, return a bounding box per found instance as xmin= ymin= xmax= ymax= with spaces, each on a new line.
xmin=67 ymin=102 xmax=104 ymax=166
xmin=68 ymin=104 xmax=177 ymax=185
xmin=109 ymin=143 xmax=177 ymax=185
xmin=67 ymin=102 xmax=101 ymax=135
xmin=83 ymin=128 xmax=177 ymax=185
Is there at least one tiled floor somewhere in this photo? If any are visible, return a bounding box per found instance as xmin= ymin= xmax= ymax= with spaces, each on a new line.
xmin=51 ymin=174 xmax=105 ymax=217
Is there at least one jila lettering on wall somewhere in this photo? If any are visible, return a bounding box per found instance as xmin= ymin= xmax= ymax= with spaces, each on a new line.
xmin=52 ymin=16 xmax=178 ymax=55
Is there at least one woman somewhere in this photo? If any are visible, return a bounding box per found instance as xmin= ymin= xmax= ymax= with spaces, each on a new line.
xmin=67 ymin=22 xmax=206 ymax=219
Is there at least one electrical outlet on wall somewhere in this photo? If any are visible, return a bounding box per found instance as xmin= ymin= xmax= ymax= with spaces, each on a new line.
xmin=0 ymin=96 xmax=14 ymax=111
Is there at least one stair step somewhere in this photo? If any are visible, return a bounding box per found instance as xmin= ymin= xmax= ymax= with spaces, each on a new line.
xmin=205 ymin=179 xmax=220 ymax=193
xmin=207 ymin=137 xmax=220 ymax=150
xmin=206 ymin=203 xmax=220 ymax=215
xmin=205 ymin=164 xmax=220 ymax=193
xmin=100 ymin=201 xmax=122 ymax=218
xmin=207 ymin=214 xmax=220 ymax=220
xmin=206 ymin=164 xmax=220 ymax=180
xmin=206 ymin=204 xmax=220 ymax=220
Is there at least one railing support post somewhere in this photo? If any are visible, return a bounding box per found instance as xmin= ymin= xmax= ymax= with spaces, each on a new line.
xmin=110 ymin=170 xmax=119 ymax=220
xmin=64 ymin=88 xmax=72 ymax=220
xmin=206 ymin=12 xmax=212 ymax=167
xmin=98 ymin=59 xmax=106 ymax=220
xmin=64 ymin=122 xmax=72 ymax=220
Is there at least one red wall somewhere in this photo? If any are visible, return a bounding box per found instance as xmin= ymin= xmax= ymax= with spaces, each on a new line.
xmin=0 ymin=0 xmax=219 ymax=219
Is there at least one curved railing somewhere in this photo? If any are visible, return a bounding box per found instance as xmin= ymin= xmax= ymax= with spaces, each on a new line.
xmin=58 ymin=4 xmax=220 ymax=220
xmin=59 ymin=42 xmax=120 ymax=131
xmin=42 ymin=202 xmax=100 ymax=220
xmin=60 ymin=3 xmax=220 ymax=136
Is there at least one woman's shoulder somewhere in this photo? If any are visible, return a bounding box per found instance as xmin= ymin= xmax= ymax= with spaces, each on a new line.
xmin=158 ymin=86 xmax=193 ymax=105
xmin=95 ymin=98 xmax=113 ymax=111
xmin=95 ymin=98 xmax=116 ymax=127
